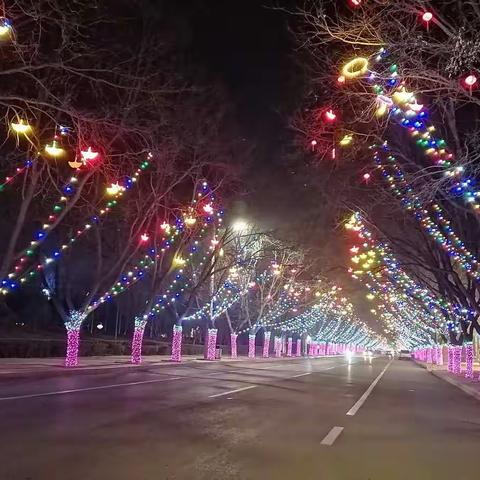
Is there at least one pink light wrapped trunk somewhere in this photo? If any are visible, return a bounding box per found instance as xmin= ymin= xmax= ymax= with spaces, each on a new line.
xmin=205 ymin=328 xmax=218 ymax=360
xmin=274 ymin=337 xmax=282 ymax=357
xmin=295 ymin=338 xmax=301 ymax=357
xmin=465 ymin=343 xmax=474 ymax=379
xmin=65 ymin=329 xmax=80 ymax=367
xmin=447 ymin=346 xmax=453 ymax=372
xmin=437 ymin=347 xmax=444 ymax=365
xmin=263 ymin=331 xmax=271 ymax=358
xmin=453 ymin=346 xmax=462 ymax=375
xmin=287 ymin=337 xmax=293 ymax=357
xmin=171 ymin=325 xmax=183 ymax=362
xmin=426 ymin=347 xmax=433 ymax=364
xmin=230 ymin=333 xmax=238 ymax=359
xmin=131 ymin=326 xmax=146 ymax=364
xmin=248 ymin=334 xmax=256 ymax=358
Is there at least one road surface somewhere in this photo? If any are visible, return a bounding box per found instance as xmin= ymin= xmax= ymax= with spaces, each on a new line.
xmin=1 ymin=356 xmax=479 ymax=480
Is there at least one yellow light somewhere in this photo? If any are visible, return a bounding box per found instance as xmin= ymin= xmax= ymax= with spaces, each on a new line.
xmin=392 ymin=89 xmax=413 ymax=105
xmin=184 ymin=216 xmax=197 ymax=226
xmin=339 ymin=134 xmax=353 ymax=146
xmin=44 ymin=140 xmax=65 ymax=157
xmin=366 ymin=293 xmax=375 ymax=300
xmin=341 ymin=57 xmax=369 ymax=79
xmin=106 ymin=182 xmax=124 ymax=196
xmin=11 ymin=120 xmax=32 ymax=135
xmin=172 ymin=255 xmax=186 ymax=267
xmin=0 ymin=19 xmax=12 ymax=38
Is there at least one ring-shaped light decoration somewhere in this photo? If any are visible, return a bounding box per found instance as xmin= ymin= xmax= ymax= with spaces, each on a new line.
xmin=341 ymin=57 xmax=369 ymax=80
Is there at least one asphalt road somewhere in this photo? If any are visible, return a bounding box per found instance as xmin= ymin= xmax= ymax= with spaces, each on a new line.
xmin=1 ymin=356 xmax=479 ymax=480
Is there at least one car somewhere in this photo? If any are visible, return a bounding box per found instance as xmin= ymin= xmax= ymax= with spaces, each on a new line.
xmin=398 ymin=349 xmax=411 ymax=360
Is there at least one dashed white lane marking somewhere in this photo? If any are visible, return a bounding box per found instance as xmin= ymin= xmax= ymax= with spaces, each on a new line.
xmin=290 ymin=372 xmax=311 ymax=378
xmin=320 ymin=426 xmax=344 ymax=446
xmin=209 ymin=385 xmax=256 ymax=398
xmin=0 ymin=376 xmax=184 ymax=401
xmin=346 ymin=360 xmax=392 ymax=416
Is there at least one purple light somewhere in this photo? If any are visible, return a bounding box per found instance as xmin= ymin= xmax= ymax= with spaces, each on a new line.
xmin=171 ymin=324 xmax=182 ymax=362
xmin=263 ymin=331 xmax=271 ymax=358
xmin=427 ymin=347 xmax=433 ymax=364
xmin=131 ymin=326 xmax=145 ymax=364
xmin=230 ymin=333 xmax=238 ymax=359
xmin=453 ymin=346 xmax=462 ymax=375
xmin=274 ymin=336 xmax=282 ymax=357
xmin=465 ymin=343 xmax=474 ymax=379
xmin=436 ymin=347 xmax=444 ymax=365
xmin=296 ymin=338 xmax=301 ymax=357
xmin=65 ymin=329 xmax=80 ymax=367
xmin=205 ymin=328 xmax=217 ymax=360
xmin=447 ymin=346 xmax=453 ymax=372
xmin=287 ymin=337 xmax=293 ymax=357
xmin=248 ymin=334 xmax=256 ymax=359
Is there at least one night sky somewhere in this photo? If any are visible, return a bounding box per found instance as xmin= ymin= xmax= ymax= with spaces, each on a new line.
xmin=161 ymin=0 xmax=305 ymax=226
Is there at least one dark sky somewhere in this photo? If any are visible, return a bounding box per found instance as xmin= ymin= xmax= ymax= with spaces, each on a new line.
xmin=173 ymin=0 xmax=299 ymax=148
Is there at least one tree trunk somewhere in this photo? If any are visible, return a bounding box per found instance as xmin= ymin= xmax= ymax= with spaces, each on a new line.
xmin=171 ymin=324 xmax=183 ymax=362
xmin=65 ymin=329 xmax=81 ymax=367
xmin=248 ymin=333 xmax=256 ymax=359
xmin=230 ymin=333 xmax=238 ymax=359
xmin=262 ymin=331 xmax=271 ymax=358
xmin=131 ymin=324 xmax=146 ymax=364
xmin=204 ymin=328 xmax=218 ymax=361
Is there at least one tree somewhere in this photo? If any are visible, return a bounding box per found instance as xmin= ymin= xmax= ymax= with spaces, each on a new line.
xmin=292 ymin=0 xmax=480 ymax=345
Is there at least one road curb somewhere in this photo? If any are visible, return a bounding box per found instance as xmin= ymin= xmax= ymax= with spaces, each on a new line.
xmin=414 ymin=360 xmax=480 ymax=402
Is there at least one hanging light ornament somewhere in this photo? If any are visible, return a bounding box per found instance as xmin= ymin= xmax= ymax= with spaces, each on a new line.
xmin=80 ymin=147 xmax=99 ymax=163
xmin=11 ymin=119 xmax=32 ymax=135
xmin=324 ymin=109 xmax=337 ymax=122
xmin=341 ymin=57 xmax=369 ymax=80
xmin=106 ymin=182 xmax=124 ymax=196
xmin=422 ymin=11 xmax=433 ymax=24
xmin=463 ymin=74 xmax=477 ymax=94
xmin=339 ymin=134 xmax=353 ymax=146
xmin=0 ymin=18 xmax=13 ymax=39
xmin=44 ymin=140 xmax=65 ymax=157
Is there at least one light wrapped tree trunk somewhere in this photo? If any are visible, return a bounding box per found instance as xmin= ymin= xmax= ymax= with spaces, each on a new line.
xmin=465 ymin=343 xmax=474 ymax=379
xmin=263 ymin=331 xmax=271 ymax=358
xmin=65 ymin=329 xmax=81 ymax=367
xmin=230 ymin=333 xmax=238 ymax=359
xmin=295 ymin=338 xmax=301 ymax=357
xmin=64 ymin=310 xmax=86 ymax=367
xmin=205 ymin=328 xmax=218 ymax=360
xmin=131 ymin=316 xmax=147 ymax=364
xmin=287 ymin=337 xmax=293 ymax=357
xmin=453 ymin=346 xmax=462 ymax=375
xmin=171 ymin=325 xmax=183 ymax=362
xmin=248 ymin=333 xmax=256 ymax=358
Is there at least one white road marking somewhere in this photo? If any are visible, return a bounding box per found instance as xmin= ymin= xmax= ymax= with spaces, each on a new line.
xmin=320 ymin=426 xmax=344 ymax=446
xmin=0 ymin=376 xmax=184 ymax=401
xmin=290 ymin=372 xmax=311 ymax=378
xmin=209 ymin=385 xmax=256 ymax=398
xmin=346 ymin=360 xmax=392 ymax=416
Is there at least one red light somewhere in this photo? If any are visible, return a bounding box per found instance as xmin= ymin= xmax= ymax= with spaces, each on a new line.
xmin=324 ymin=109 xmax=337 ymax=122
xmin=349 ymin=0 xmax=361 ymax=6
xmin=363 ymin=173 xmax=371 ymax=181
xmin=311 ymin=139 xmax=317 ymax=146
xmin=140 ymin=233 xmax=149 ymax=242
xmin=422 ymin=12 xmax=433 ymax=23
xmin=464 ymin=74 xmax=477 ymax=87
xmin=337 ymin=75 xmax=346 ymax=84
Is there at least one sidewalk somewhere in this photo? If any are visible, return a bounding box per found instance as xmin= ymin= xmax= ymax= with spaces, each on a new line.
xmin=416 ymin=360 xmax=480 ymax=402
xmin=0 ymin=353 xmax=326 ymax=378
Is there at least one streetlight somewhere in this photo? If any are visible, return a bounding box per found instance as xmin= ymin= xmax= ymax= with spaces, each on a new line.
xmin=232 ymin=219 xmax=249 ymax=232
